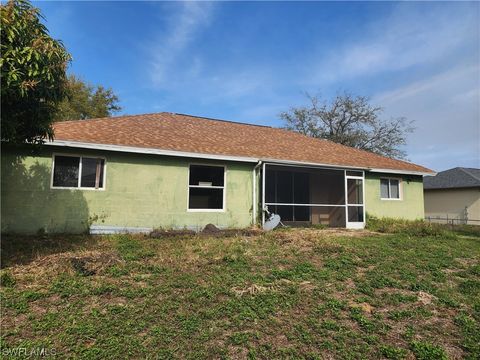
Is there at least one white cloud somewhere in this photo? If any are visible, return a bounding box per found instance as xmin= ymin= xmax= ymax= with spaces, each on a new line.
xmin=150 ymin=2 xmax=214 ymax=85
xmin=147 ymin=2 xmax=272 ymax=101
xmin=374 ymin=65 xmax=479 ymax=104
xmin=373 ymin=64 xmax=480 ymax=171
xmin=312 ymin=3 xmax=477 ymax=83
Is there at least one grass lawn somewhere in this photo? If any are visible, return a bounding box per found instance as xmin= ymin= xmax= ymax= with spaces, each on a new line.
xmin=1 ymin=228 xmax=479 ymax=359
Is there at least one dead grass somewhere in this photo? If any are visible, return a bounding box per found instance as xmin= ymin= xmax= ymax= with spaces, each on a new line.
xmin=5 ymin=249 xmax=123 ymax=288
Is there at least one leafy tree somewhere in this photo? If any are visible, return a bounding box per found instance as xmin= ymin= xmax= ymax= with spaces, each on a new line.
xmin=280 ymin=93 xmax=414 ymax=159
xmin=1 ymin=0 xmax=71 ymax=144
xmin=54 ymin=75 xmax=121 ymax=121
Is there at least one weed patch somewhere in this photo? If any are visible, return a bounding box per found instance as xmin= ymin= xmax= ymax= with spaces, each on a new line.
xmin=366 ymin=216 xmax=456 ymax=238
xmin=380 ymin=344 xmax=408 ymax=360
xmin=410 ymin=341 xmax=447 ymax=360
xmin=0 ymin=270 xmax=16 ymax=287
xmin=115 ymin=236 xmax=155 ymax=261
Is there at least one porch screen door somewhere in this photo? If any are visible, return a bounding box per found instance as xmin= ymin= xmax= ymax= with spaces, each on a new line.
xmin=345 ymin=172 xmax=365 ymax=229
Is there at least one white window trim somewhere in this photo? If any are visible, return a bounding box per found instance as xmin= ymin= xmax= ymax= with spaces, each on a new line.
xmin=50 ymin=153 xmax=107 ymax=191
xmin=380 ymin=177 xmax=402 ymax=201
xmin=187 ymin=163 xmax=226 ymax=212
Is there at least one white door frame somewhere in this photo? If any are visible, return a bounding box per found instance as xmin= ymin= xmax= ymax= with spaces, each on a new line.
xmin=345 ymin=170 xmax=366 ymax=229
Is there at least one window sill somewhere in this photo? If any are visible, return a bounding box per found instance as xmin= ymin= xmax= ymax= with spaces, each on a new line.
xmin=187 ymin=209 xmax=226 ymax=213
xmin=380 ymin=198 xmax=402 ymax=201
xmin=51 ymin=186 xmax=106 ymax=191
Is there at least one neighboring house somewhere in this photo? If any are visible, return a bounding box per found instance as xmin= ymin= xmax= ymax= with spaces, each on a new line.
xmin=424 ymin=167 xmax=480 ymax=225
xmin=1 ymin=112 xmax=434 ymax=234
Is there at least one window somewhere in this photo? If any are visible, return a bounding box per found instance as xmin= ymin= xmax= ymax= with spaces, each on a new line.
xmin=188 ymin=165 xmax=225 ymax=210
xmin=80 ymin=157 xmax=105 ymax=188
xmin=346 ymin=170 xmax=363 ymax=177
xmin=380 ymin=178 xmax=400 ymax=199
xmin=52 ymin=155 xmax=105 ymax=189
xmin=53 ymin=156 xmax=80 ymax=187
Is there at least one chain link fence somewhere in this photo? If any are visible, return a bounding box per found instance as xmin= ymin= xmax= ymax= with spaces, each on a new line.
xmin=425 ymin=207 xmax=480 ymax=226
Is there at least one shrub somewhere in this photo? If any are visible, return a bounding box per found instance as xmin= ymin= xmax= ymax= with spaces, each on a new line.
xmin=366 ymin=215 xmax=455 ymax=238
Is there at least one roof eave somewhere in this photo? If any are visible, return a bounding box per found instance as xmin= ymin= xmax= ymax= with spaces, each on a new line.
xmin=260 ymin=158 xmax=367 ymax=171
xmin=369 ymin=167 xmax=436 ymax=177
xmin=46 ymin=140 xmax=433 ymax=176
xmin=45 ymin=140 xmax=259 ymax=163
xmin=424 ymin=185 xmax=480 ymax=190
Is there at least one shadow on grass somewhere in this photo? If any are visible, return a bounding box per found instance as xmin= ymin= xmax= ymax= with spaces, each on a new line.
xmin=1 ymin=234 xmax=100 ymax=268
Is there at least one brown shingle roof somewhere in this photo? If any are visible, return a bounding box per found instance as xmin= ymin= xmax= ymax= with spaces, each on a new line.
xmin=52 ymin=112 xmax=433 ymax=174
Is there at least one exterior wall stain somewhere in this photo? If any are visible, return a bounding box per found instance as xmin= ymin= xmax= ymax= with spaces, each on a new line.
xmin=1 ymin=145 xmax=426 ymax=234
xmin=1 ymin=146 xmax=254 ymax=234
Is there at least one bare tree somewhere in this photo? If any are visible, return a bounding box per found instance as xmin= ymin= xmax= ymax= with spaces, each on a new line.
xmin=280 ymin=93 xmax=414 ymax=159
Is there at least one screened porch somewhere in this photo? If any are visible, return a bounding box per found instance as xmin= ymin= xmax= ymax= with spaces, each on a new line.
xmin=261 ymin=164 xmax=365 ymax=228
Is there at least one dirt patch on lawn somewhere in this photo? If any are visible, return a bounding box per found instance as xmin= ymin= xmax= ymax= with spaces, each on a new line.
xmin=320 ymin=228 xmax=379 ymax=237
xmin=6 ymin=250 xmax=123 ymax=287
xmin=417 ymin=291 xmax=436 ymax=305
xmin=273 ymin=228 xmax=377 ymax=240
xmin=203 ymin=228 xmax=264 ymax=238
xmin=150 ymin=227 xmax=378 ymax=241
xmin=231 ymin=278 xmax=317 ymax=297
xmin=149 ymin=226 xmax=263 ymax=239
xmin=149 ymin=229 xmax=197 ymax=238
xmin=231 ymin=283 xmax=277 ymax=297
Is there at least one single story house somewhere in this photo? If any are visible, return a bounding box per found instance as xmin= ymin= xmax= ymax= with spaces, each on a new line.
xmin=424 ymin=167 xmax=480 ymax=225
xmin=1 ymin=112 xmax=434 ymax=234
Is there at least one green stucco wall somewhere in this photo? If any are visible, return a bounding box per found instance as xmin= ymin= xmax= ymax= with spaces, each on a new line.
xmin=1 ymin=145 xmax=255 ymax=234
xmin=364 ymin=172 xmax=424 ymax=220
xmin=1 ymin=145 xmax=427 ymax=234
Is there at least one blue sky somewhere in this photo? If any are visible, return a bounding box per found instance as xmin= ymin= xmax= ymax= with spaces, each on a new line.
xmin=36 ymin=1 xmax=479 ymax=171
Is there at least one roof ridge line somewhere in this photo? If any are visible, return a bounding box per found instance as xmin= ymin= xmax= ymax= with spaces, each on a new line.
xmin=53 ymin=112 xmax=169 ymax=123
xmin=168 ymin=112 xmax=273 ymax=129
xmin=53 ymin=111 xmax=275 ymax=130
xmin=459 ymin=167 xmax=480 ymax=181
